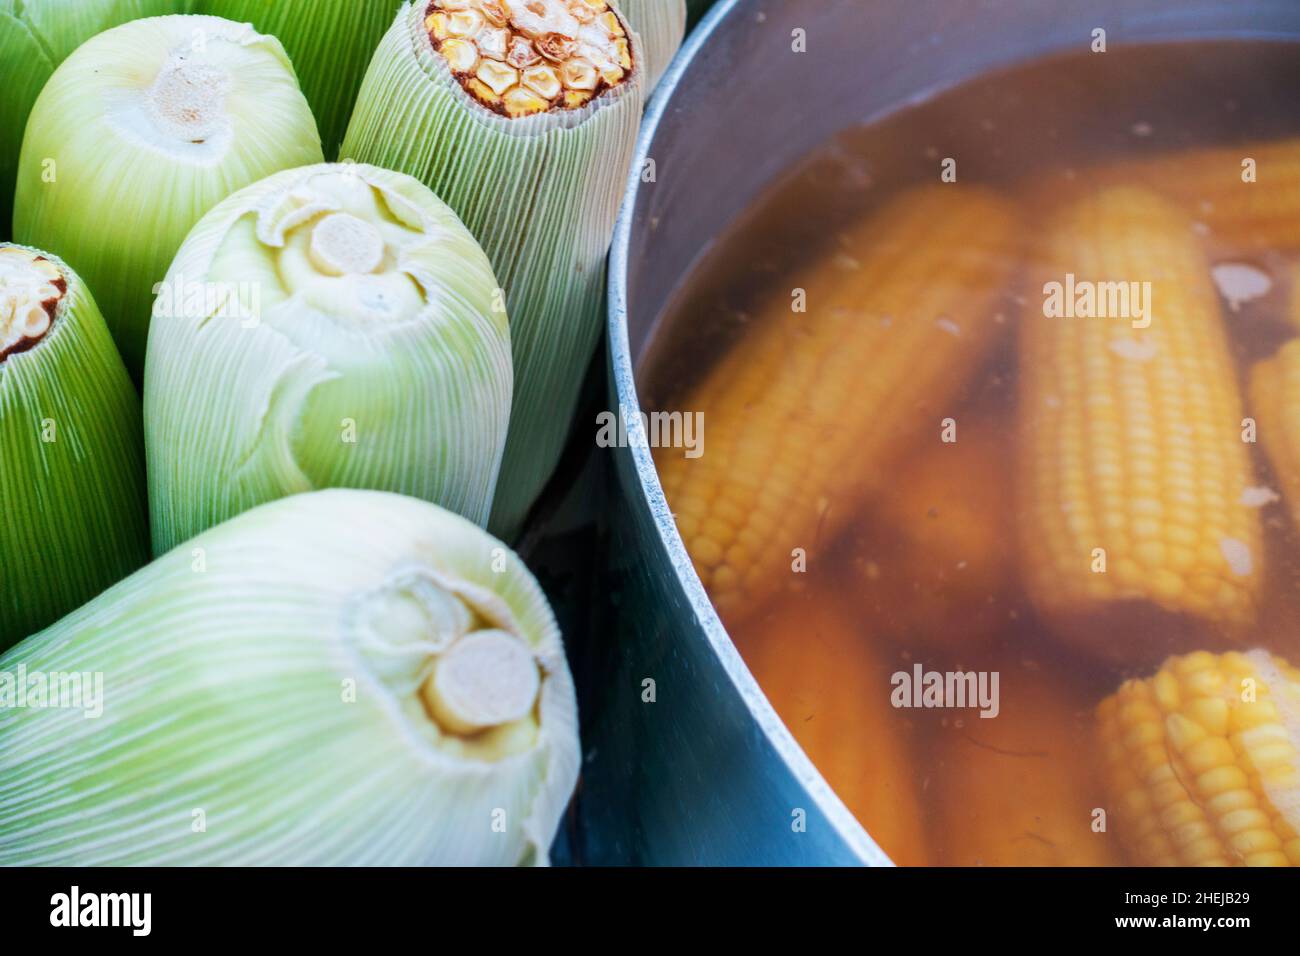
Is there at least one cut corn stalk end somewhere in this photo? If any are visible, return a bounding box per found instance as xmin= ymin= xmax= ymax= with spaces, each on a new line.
xmin=425 ymin=0 xmax=635 ymax=118
xmin=0 ymin=243 xmax=148 ymax=644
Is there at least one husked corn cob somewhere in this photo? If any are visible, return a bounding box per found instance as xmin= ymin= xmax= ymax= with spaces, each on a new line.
xmin=741 ymin=582 xmax=928 ymax=865
xmin=931 ymin=662 xmax=1122 ymax=866
xmin=848 ymin=416 xmax=1013 ymax=649
xmin=1031 ymin=138 xmax=1300 ymax=254
xmin=1248 ymin=339 xmax=1300 ymax=527
xmin=1097 ymin=650 xmax=1300 ymax=866
xmin=656 ymin=185 xmax=1020 ymax=622
xmin=1018 ymin=186 xmax=1262 ymax=663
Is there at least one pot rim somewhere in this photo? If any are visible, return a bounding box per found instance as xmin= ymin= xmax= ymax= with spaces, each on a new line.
xmin=605 ymin=0 xmax=888 ymax=866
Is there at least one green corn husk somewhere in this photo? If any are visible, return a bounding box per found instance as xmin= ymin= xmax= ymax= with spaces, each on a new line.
xmin=342 ymin=2 xmax=644 ymax=540
xmin=0 ymin=244 xmax=148 ymax=647
xmin=616 ymin=0 xmax=685 ymax=90
xmin=0 ymin=489 xmax=580 ymax=865
xmin=197 ymin=0 xmax=399 ymax=158
xmin=14 ymin=14 xmax=323 ymax=380
xmin=144 ymin=161 xmax=513 ymax=555
xmin=0 ymin=0 xmax=188 ymax=238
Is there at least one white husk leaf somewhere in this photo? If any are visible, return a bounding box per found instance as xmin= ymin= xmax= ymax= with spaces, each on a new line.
xmin=341 ymin=2 xmax=645 ymax=540
xmin=13 ymin=14 xmax=323 ymax=377
xmin=0 ymin=489 xmax=579 ymax=865
xmin=615 ymin=0 xmax=686 ymax=90
xmin=144 ymin=162 xmax=514 ymax=554
xmin=0 ymin=243 xmax=148 ymax=643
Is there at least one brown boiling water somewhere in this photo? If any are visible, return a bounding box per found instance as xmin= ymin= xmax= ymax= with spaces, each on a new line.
xmin=642 ymin=43 xmax=1300 ymax=866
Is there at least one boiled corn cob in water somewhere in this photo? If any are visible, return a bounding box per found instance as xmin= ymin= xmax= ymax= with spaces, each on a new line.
xmin=931 ymin=662 xmax=1122 ymax=866
xmin=1018 ymin=187 xmax=1262 ymax=663
xmin=847 ymin=417 xmax=1014 ymax=650
xmin=1250 ymin=340 xmax=1300 ymax=531
xmin=741 ymin=582 xmax=928 ymax=865
xmin=656 ymin=185 xmax=1021 ymax=622
xmin=1056 ymin=137 xmax=1300 ymax=254
xmin=1097 ymin=650 xmax=1300 ymax=866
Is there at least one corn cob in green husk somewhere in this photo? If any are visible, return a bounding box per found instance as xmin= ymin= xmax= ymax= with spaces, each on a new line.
xmin=144 ymin=161 xmax=514 ymax=555
xmin=1097 ymin=650 xmax=1300 ymax=866
xmin=0 ymin=489 xmax=579 ymax=865
xmin=0 ymin=245 xmax=148 ymax=647
xmin=1018 ymin=187 xmax=1262 ymax=665
xmin=616 ymin=0 xmax=685 ymax=90
xmin=654 ymin=185 xmax=1021 ymax=624
xmin=14 ymin=15 xmax=323 ymax=380
xmin=0 ymin=0 xmax=190 ymax=238
xmin=197 ymin=0 xmax=399 ymax=157
xmin=342 ymin=1 xmax=644 ymax=540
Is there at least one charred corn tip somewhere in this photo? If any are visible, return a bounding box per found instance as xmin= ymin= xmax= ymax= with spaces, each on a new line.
xmin=1018 ymin=186 xmax=1261 ymax=661
xmin=426 ymin=0 xmax=633 ymax=117
xmin=0 ymin=246 xmax=66 ymax=362
xmin=1097 ymin=649 xmax=1300 ymax=866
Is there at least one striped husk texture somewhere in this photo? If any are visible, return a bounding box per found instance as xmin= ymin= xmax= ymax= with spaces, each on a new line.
xmin=0 ymin=490 xmax=580 ymax=865
xmin=615 ymin=0 xmax=685 ymax=90
xmin=144 ymin=162 xmax=513 ymax=554
xmin=342 ymin=2 xmax=644 ymax=540
xmin=0 ymin=0 xmax=187 ymax=236
xmin=0 ymin=246 xmax=148 ymax=647
xmin=197 ymin=0 xmax=399 ymax=157
xmin=13 ymin=15 xmax=324 ymax=380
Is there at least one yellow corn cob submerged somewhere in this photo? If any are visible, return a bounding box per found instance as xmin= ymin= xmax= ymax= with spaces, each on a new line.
xmin=847 ymin=416 xmax=1014 ymax=649
xmin=1031 ymin=137 xmax=1300 ymax=254
xmin=930 ymin=660 xmax=1122 ymax=866
xmin=1018 ymin=186 xmax=1262 ymax=664
xmin=1251 ymin=339 xmax=1300 ymax=521
xmin=1097 ymin=650 xmax=1300 ymax=866
xmin=741 ymin=582 xmax=928 ymax=865
xmin=656 ymin=185 xmax=1020 ymax=623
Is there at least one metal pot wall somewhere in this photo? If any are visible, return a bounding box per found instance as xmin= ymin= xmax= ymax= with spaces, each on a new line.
xmin=583 ymin=0 xmax=1300 ymax=865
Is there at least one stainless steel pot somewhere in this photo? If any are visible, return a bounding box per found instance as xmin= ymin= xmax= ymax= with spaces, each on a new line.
xmin=585 ymin=0 xmax=1300 ymax=865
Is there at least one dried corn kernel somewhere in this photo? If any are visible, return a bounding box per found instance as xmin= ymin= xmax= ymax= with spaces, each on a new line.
xmin=426 ymin=0 xmax=634 ymax=115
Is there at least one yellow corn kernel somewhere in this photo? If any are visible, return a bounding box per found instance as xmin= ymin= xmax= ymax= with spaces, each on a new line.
xmin=931 ymin=657 xmax=1124 ymax=866
xmin=427 ymin=0 xmax=632 ymax=114
xmin=845 ymin=416 xmax=1013 ymax=649
xmin=1018 ymin=187 xmax=1261 ymax=664
xmin=1097 ymin=650 xmax=1300 ymax=866
xmin=1030 ymin=138 xmax=1300 ymax=254
xmin=1249 ymin=341 xmax=1300 ymax=530
xmin=739 ymin=582 xmax=928 ymax=865
xmin=654 ymin=185 xmax=1020 ymax=623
